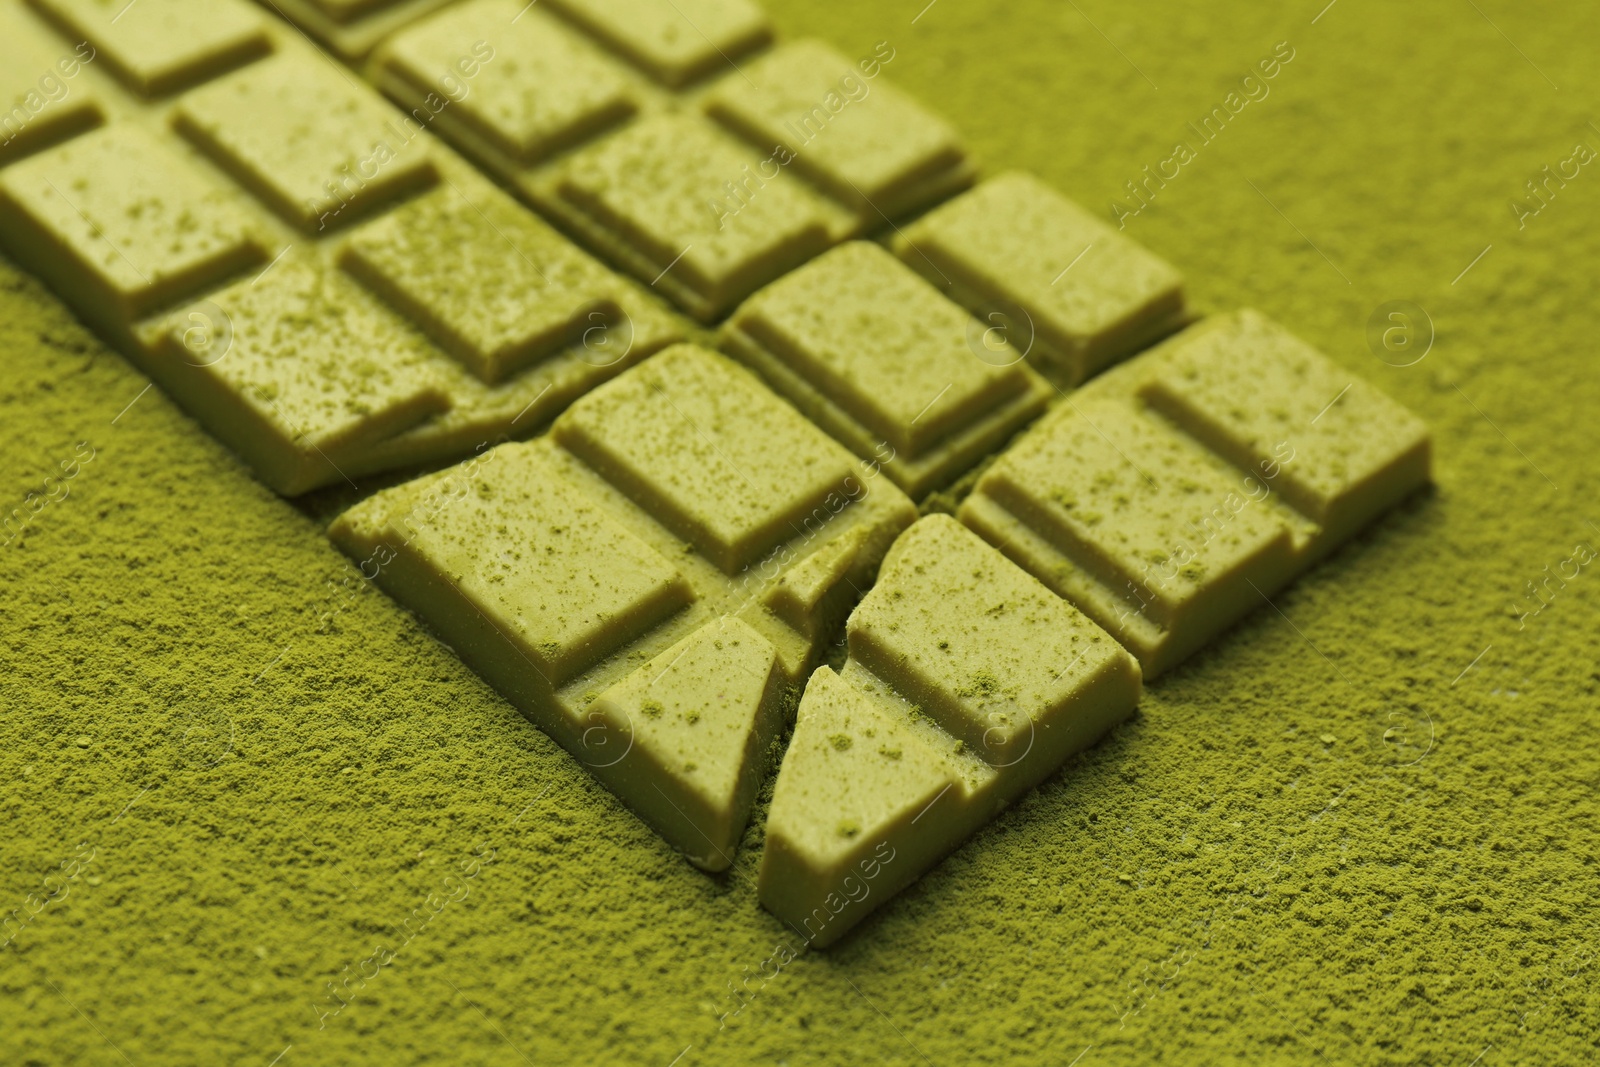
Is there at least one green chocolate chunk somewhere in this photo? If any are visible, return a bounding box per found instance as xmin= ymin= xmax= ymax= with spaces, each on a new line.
xmin=961 ymin=311 xmax=1433 ymax=677
xmin=1138 ymin=309 xmax=1432 ymax=541
xmin=552 ymin=114 xmax=834 ymax=322
xmin=174 ymin=51 xmax=438 ymax=233
xmin=721 ymin=242 xmax=1051 ymax=496
xmin=0 ymin=10 xmax=103 ymax=164
xmin=376 ymin=0 xmax=638 ymax=166
xmin=554 ymin=344 xmax=857 ymax=574
xmin=592 ymin=617 xmax=783 ymax=870
xmin=763 ymin=526 xmax=868 ymax=640
xmin=544 ymin=0 xmax=771 ymax=88
xmin=28 ymin=0 xmax=269 ymax=96
xmin=761 ymin=666 xmax=954 ymax=944
xmin=760 ymin=516 xmax=1141 ymax=945
xmin=386 ymin=442 xmax=696 ymax=685
xmin=0 ymin=124 xmax=264 ymax=328
xmin=727 ymin=244 xmax=1026 ymax=455
xmin=341 ymin=182 xmax=628 ymax=384
xmin=893 ymin=171 xmax=1189 ymax=387
xmin=849 ymin=514 xmax=1133 ymax=769
xmin=158 ymin=255 xmax=451 ymax=482
xmin=960 ymin=396 xmax=1296 ymax=675
xmin=707 ymin=39 xmax=972 ymax=220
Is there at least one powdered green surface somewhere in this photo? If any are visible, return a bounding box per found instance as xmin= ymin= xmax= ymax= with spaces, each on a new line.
xmin=3 ymin=1 xmax=1598 ymax=1064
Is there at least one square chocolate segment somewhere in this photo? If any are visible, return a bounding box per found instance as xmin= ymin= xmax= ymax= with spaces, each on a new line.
xmin=1137 ymin=310 xmax=1432 ymax=540
xmin=28 ymin=0 xmax=269 ymax=96
xmin=554 ymin=345 xmax=857 ymax=573
xmin=0 ymin=124 xmax=264 ymax=328
xmin=163 ymin=255 xmax=451 ymax=465
xmin=706 ymin=39 xmax=973 ymax=224
xmin=375 ymin=0 xmax=639 ymax=167
xmin=544 ymin=0 xmax=772 ymax=88
xmin=849 ymin=515 xmax=1133 ymax=768
xmin=722 ymin=242 xmax=1051 ymax=496
xmin=397 ymin=442 xmax=698 ymax=684
xmin=962 ymin=395 xmax=1297 ymax=675
xmin=551 ymin=113 xmax=834 ymax=322
xmin=0 ymin=8 xmax=103 ymax=163
xmin=894 ymin=171 xmax=1188 ymax=387
xmin=174 ymin=51 xmax=438 ymax=233
xmin=341 ymin=183 xmax=630 ymax=384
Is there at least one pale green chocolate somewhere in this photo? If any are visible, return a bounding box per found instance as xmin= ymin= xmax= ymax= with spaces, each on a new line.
xmin=1136 ymin=309 xmax=1433 ymax=544
xmin=543 ymin=0 xmax=772 ymax=88
xmin=174 ymin=51 xmax=438 ymax=232
xmin=262 ymin=0 xmax=457 ymax=62
xmin=0 ymin=0 xmax=1438 ymax=949
xmin=554 ymin=344 xmax=857 ymax=573
xmin=0 ymin=124 xmax=265 ymax=331
xmin=28 ymin=0 xmax=268 ymax=95
xmin=330 ymin=344 xmax=918 ymax=869
xmin=893 ymin=171 xmax=1190 ymax=387
xmin=961 ymin=395 xmax=1297 ymax=676
xmin=340 ymin=182 xmax=630 ymax=384
xmin=375 ymin=0 xmax=638 ymax=167
xmin=0 ymin=6 xmax=102 ymax=163
xmin=761 ymin=515 xmax=1141 ymax=945
xmin=849 ymin=514 xmax=1137 ymax=767
xmin=706 ymin=39 xmax=973 ymax=221
xmin=721 ymin=241 xmax=1052 ymax=497
xmin=762 ymin=525 xmax=867 ymax=640
xmin=592 ymin=617 xmax=784 ymax=868
xmin=155 ymin=255 xmax=451 ymax=488
xmin=390 ymin=443 xmax=696 ymax=683
xmin=961 ymin=310 xmax=1433 ymax=676
xmin=760 ymin=666 xmax=953 ymax=944
xmin=0 ymin=0 xmax=694 ymax=500
xmin=335 ymin=287 xmax=683 ymax=477
xmin=552 ymin=114 xmax=834 ymax=322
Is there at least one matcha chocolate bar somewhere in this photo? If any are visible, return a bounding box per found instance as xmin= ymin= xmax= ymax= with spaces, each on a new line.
xmin=960 ymin=309 xmax=1432 ymax=676
xmin=0 ymin=0 xmax=1436 ymax=946
xmin=760 ymin=515 xmax=1141 ymax=946
xmin=0 ymin=0 xmax=683 ymax=495
xmin=720 ymin=242 xmax=1053 ymax=496
xmin=893 ymin=171 xmax=1192 ymax=387
xmin=330 ymin=345 xmax=918 ymax=868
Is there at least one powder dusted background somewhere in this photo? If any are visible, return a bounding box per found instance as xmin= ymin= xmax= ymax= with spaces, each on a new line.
xmin=3 ymin=0 xmax=1598 ymax=1063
